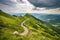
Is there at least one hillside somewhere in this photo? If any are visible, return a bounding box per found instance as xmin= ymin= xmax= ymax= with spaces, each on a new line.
xmin=0 ymin=10 xmax=60 ymax=40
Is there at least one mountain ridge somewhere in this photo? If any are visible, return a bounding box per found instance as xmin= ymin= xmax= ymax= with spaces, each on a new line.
xmin=0 ymin=10 xmax=60 ymax=40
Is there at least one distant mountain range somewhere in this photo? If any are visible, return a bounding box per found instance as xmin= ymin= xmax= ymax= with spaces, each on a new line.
xmin=10 ymin=13 xmax=60 ymax=24
xmin=32 ymin=14 xmax=60 ymax=24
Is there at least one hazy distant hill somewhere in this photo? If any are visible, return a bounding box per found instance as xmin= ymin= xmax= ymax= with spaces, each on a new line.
xmin=39 ymin=14 xmax=60 ymax=24
xmin=0 ymin=10 xmax=60 ymax=40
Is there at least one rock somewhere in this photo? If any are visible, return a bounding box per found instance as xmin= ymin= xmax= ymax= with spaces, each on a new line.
xmin=13 ymin=31 xmax=19 ymax=35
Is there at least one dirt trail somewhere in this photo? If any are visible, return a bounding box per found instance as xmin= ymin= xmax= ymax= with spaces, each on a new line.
xmin=13 ymin=19 xmax=29 ymax=36
xmin=20 ymin=18 xmax=29 ymax=36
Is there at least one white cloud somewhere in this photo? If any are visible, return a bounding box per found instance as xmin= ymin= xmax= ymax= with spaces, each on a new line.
xmin=0 ymin=0 xmax=60 ymax=14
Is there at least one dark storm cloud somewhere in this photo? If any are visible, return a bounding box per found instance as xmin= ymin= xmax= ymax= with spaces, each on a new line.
xmin=0 ymin=0 xmax=17 ymax=6
xmin=17 ymin=0 xmax=25 ymax=3
xmin=28 ymin=0 xmax=60 ymax=8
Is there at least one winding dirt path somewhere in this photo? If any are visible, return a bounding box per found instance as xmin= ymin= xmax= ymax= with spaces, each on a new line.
xmin=20 ymin=18 xmax=29 ymax=36
xmin=13 ymin=18 xmax=29 ymax=36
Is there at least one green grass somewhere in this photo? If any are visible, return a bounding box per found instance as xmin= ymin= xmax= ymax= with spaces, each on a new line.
xmin=0 ymin=10 xmax=60 ymax=40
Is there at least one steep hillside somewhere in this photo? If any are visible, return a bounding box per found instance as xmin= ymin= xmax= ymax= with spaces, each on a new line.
xmin=0 ymin=11 xmax=60 ymax=40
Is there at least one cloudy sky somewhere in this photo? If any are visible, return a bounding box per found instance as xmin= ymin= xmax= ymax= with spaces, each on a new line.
xmin=0 ymin=0 xmax=60 ymax=14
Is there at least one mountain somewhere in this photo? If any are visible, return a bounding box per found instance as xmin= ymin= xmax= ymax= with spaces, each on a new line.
xmin=12 ymin=13 xmax=60 ymax=25
xmin=29 ymin=14 xmax=60 ymax=24
xmin=35 ymin=14 xmax=60 ymax=27
xmin=0 ymin=10 xmax=60 ymax=40
xmin=28 ymin=13 xmax=60 ymax=27
xmin=39 ymin=14 xmax=60 ymax=24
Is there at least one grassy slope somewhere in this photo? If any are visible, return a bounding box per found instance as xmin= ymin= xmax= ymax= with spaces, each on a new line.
xmin=0 ymin=10 xmax=24 ymax=40
xmin=24 ymin=14 xmax=60 ymax=40
xmin=0 ymin=10 xmax=60 ymax=40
